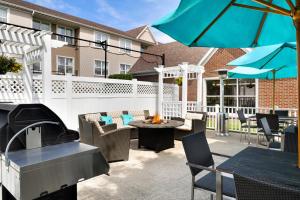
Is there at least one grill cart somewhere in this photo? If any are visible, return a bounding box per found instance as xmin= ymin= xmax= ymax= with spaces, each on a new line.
xmin=0 ymin=103 xmax=109 ymax=200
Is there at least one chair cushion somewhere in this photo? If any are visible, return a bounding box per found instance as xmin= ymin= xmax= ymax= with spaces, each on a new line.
xmin=186 ymin=113 xmax=203 ymax=120
xmin=121 ymin=114 xmax=134 ymax=125
xmin=195 ymin=172 xmax=235 ymax=198
xmin=92 ymin=121 xmax=104 ymax=135
xmin=85 ymin=113 xmax=101 ymax=122
xmin=269 ymin=141 xmax=281 ymax=149
xmin=176 ymin=124 xmax=192 ymax=131
xmin=100 ymin=116 xmax=113 ymax=125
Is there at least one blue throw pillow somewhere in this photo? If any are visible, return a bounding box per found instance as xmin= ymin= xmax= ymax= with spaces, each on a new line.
xmin=121 ymin=114 xmax=134 ymax=125
xmin=100 ymin=116 xmax=113 ymax=125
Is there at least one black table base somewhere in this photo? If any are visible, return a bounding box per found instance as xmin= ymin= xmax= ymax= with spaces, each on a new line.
xmin=138 ymin=127 xmax=174 ymax=152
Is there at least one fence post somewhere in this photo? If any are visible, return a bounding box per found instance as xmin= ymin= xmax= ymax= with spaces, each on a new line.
xmin=196 ymin=66 xmax=205 ymax=111
xmin=132 ymin=79 xmax=138 ymax=96
xmin=22 ymin=57 xmax=33 ymax=103
xmin=41 ymin=34 xmax=52 ymax=105
xmin=65 ymin=73 xmax=73 ymax=128
xmin=181 ymin=62 xmax=188 ymax=118
xmin=155 ymin=65 xmax=164 ymax=116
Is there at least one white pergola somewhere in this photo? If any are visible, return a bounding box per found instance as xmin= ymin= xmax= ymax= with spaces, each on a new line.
xmin=155 ymin=62 xmax=205 ymax=117
xmin=0 ymin=23 xmax=66 ymax=103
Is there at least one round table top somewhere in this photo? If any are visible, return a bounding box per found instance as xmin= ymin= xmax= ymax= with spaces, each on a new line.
xmin=129 ymin=120 xmax=184 ymax=129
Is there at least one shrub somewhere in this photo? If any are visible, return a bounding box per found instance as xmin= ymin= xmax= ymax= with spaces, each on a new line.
xmin=0 ymin=56 xmax=22 ymax=74
xmin=108 ymin=74 xmax=133 ymax=80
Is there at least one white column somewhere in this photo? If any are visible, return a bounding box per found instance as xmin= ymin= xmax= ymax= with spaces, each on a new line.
xmin=196 ymin=67 xmax=205 ymax=111
xmin=41 ymin=34 xmax=52 ymax=106
xmin=22 ymin=53 xmax=33 ymax=103
xmin=155 ymin=65 xmax=164 ymax=116
xmin=65 ymin=73 xmax=73 ymax=128
xmin=181 ymin=62 xmax=188 ymax=118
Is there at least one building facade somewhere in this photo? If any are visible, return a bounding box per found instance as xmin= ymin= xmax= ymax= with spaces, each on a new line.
xmin=0 ymin=0 xmax=157 ymax=77
xmin=130 ymin=43 xmax=298 ymax=109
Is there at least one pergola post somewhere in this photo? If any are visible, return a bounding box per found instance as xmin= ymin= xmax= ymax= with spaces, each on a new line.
xmin=197 ymin=66 xmax=205 ymax=111
xmin=181 ymin=62 xmax=188 ymax=118
xmin=22 ymin=53 xmax=33 ymax=103
xmin=41 ymin=34 xmax=52 ymax=105
xmin=156 ymin=65 xmax=164 ymax=117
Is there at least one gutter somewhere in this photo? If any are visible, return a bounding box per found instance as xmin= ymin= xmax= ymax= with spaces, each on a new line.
xmin=0 ymin=0 xmax=154 ymax=45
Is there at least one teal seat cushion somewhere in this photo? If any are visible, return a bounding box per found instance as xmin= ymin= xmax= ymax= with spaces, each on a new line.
xmin=121 ymin=114 xmax=134 ymax=125
xmin=100 ymin=116 xmax=113 ymax=125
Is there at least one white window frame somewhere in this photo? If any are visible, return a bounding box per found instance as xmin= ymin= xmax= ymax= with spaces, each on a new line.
xmin=33 ymin=19 xmax=51 ymax=31
xmin=119 ymin=63 xmax=132 ymax=74
xmin=119 ymin=38 xmax=132 ymax=54
xmin=56 ymin=26 xmax=75 ymax=45
xmin=94 ymin=60 xmax=109 ymax=77
xmin=56 ymin=56 xmax=75 ymax=75
xmin=0 ymin=6 xmax=9 ymax=23
xmin=94 ymin=31 xmax=110 ymax=48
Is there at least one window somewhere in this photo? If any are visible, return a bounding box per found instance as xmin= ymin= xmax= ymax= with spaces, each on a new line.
xmin=57 ymin=56 xmax=74 ymax=75
xmin=120 ymin=38 xmax=132 ymax=54
xmin=206 ymin=79 xmax=256 ymax=107
xmin=120 ymin=64 xmax=131 ymax=74
xmin=95 ymin=60 xmax=108 ymax=76
xmin=57 ymin=26 xmax=74 ymax=45
xmin=33 ymin=19 xmax=50 ymax=31
xmin=0 ymin=7 xmax=8 ymax=23
xmin=95 ymin=31 xmax=109 ymax=48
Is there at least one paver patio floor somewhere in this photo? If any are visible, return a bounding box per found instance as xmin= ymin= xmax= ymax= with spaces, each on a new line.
xmin=78 ymin=131 xmax=259 ymax=200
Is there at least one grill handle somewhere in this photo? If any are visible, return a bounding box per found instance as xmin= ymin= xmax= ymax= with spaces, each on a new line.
xmin=5 ymin=121 xmax=60 ymax=167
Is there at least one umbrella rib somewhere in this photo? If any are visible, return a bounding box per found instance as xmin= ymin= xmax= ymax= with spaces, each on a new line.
xmin=252 ymin=0 xmax=273 ymax=46
xmin=258 ymin=47 xmax=283 ymax=69
xmin=252 ymin=0 xmax=291 ymax=16
xmin=192 ymin=0 xmax=234 ymax=45
xmin=286 ymin=0 xmax=295 ymax=14
xmin=232 ymin=3 xmax=289 ymax=16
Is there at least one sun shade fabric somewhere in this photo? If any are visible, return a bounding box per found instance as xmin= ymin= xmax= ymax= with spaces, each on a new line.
xmin=228 ymin=67 xmax=296 ymax=79
xmin=152 ymin=0 xmax=295 ymax=48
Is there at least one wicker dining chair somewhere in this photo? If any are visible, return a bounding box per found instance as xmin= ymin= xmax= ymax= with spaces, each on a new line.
xmin=182 ymin=132 xmax=235 ymax=200
xmin=234 ymin=173 xmax=300 ymax=200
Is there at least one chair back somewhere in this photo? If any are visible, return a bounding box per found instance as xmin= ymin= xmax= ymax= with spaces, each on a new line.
xmin=260 ymin=117 xmax=274 ymax=142
xmin=182 ymin=132 xmax=214 ymax=176
xmin=237 ymin=110 xmax=247 ymax=124
xmin=256 ymin=113 xmax=279 ymax=131
xmin=234 ymin=173 xmax=300 ymax=200
xmin=275 ymin=110 xmax=289 ymax=117
xmin=284 ymin=125 xmax=298 ymax=153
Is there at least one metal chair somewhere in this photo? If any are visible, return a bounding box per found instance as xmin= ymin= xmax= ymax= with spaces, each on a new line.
xmin=237 ymin=110 xmax=256 ymax=143
xmin=182 ymin=132 xmax=235 ymax=200
xmin=256 ymin=113 xmax=279 ymax=145
xmin=284 ymin=125 xmax=298 ymax=153
xmin=234 ymin=173 xmax=300 ymax=200
xmin=275 ymin=110 xmax=289 ymax=129
xmin=260 ymin=117 xmax=281 ymax=150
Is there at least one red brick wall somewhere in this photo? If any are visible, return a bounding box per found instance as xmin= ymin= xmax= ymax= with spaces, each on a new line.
xmin=259 ymin=78 xmax=298 ymax=109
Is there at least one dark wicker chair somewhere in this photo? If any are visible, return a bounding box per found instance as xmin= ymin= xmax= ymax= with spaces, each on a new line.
xmin=237 ymin=110 xmax=257 ymax=142
xmin=182 ymin=132 xmax=235 ymax=200
xmin=78 ymin=114 xmax=130 ymax=162
xmin=260 ymin=117 xmax=281 ymax=150
xmin=174 ymin=111 xmax=207 ymax=141
xmin=284 ymin=125 xmax=298 ymax=153
xmin=234 ymin=173 xmax=300 ymax=200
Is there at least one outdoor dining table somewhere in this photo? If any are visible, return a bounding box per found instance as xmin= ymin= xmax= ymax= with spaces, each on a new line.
xmin=216 ymin=147 xmax=300 ymax=200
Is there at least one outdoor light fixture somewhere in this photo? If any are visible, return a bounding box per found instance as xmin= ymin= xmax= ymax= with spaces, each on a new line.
xmin=216 ymin=69 xmax=228 ymax=79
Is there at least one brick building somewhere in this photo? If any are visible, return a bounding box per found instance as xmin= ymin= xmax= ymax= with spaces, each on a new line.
xmin=130 ymin=42 xmax=298 ymax=109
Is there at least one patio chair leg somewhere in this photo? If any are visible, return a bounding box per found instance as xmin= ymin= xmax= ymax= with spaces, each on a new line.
xmin=210 ymin=193 xmax=214 ymax=200
xmin=191 ymin=177 xmax=195 ymax=200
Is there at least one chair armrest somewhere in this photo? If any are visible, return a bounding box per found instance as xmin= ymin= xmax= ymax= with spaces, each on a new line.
xmin=191 ymin=119 xmax=206 ymax=133
xmin=212 ymin=152 xmax=232 ymax=159
xmin=102 ymin=123 xmax=117 ymax=132
xmin=186 ymin=162 xmax=216 ymax=173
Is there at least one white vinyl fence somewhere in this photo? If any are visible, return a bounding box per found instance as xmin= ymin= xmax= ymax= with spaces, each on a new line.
xmin=162 ymin=101 xmax=297 ymax=132
xmin=0 ymin=73 xmax=179 ymax=129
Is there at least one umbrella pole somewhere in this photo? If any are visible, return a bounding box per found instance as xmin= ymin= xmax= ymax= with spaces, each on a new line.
xmin=295 ymin=3 xmax=300 ymax=168
xmin=272 ymin=70 xmax=275 ymax=113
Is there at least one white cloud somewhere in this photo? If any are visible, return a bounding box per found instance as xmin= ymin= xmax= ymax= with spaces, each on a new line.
xmin=27 ymin=0 xmax=79 ymax=14
xmin=151 ymin=28 xmax=175 ymax=44
xmin=95 ymin=0 xmax=122 ymax=21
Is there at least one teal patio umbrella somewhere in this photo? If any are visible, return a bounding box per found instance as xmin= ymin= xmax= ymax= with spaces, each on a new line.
xmin=228 ymin=66 xmax=297 ymax=111
xmin=153 ymin=0 xmax=300 ymax=167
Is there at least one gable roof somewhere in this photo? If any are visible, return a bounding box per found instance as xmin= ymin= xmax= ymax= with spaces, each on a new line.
xmin=126 ymin=26 xmax=147 ymax=38
xmin=1 ymin=0 xmax=154 ymax=44
xmin=130 ymin=42 xmax=210 ymax=75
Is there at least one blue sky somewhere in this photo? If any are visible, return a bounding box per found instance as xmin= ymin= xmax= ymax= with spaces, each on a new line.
xmin=26 ymin=0 xmax=180 ymax=43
